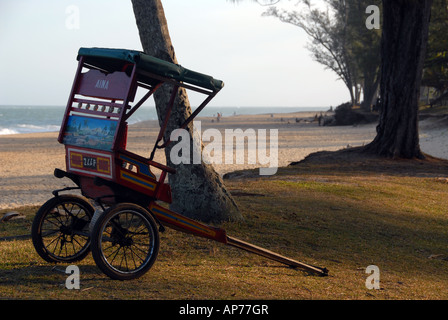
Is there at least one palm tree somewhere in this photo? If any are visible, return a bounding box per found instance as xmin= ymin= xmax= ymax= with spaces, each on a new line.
xmin=131 ymin=0 xmax=241 ymax=222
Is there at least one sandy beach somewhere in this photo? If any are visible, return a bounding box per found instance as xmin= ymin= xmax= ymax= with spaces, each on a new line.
xmin=0 ymin=111 xmax=446 ymax=210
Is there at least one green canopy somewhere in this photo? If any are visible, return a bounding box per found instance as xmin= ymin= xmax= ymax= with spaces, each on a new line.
xmin=77 ymin=47 xmax=224 ymax=92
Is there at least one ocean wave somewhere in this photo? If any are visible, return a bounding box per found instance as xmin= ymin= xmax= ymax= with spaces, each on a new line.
xmin=17 ymin=124 xmax=60 ymax=131
xmin=0 ymin=124 xmax=60 ymax=135
xmin=0 ymin=128 xmax=20 ymax=135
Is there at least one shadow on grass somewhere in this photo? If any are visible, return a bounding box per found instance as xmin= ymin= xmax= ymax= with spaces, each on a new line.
xmin=224 ymin=147 xmax=448 ymax=180
xmin=225 ymin=151 xmax=448 ymax=279
xmin=0 ymin=263 xmax=103 ymax=285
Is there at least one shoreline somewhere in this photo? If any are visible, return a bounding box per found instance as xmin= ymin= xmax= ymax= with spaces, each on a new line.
xmin=0 ymin=111 xmax=446 ymax=210
xmin=0 ymin=105 xmax=330 ymax=136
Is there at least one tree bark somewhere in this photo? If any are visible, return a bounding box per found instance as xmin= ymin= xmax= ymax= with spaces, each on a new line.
xmin=364 ymin=0 xmax=432 ymax=158
xmin=361 ymin=71 xmax=379 ymax=112
xmin=131 ymin=0 xmax=241 ymax=222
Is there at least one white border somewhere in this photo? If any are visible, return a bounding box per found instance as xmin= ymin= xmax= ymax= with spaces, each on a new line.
xmin=67 ymin=147 xmax=113 ymax=179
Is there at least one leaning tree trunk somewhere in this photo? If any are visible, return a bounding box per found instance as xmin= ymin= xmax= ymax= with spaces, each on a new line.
xmin=131 ymin=0 xmax=241 ymax=222
xmin=364 ymin=0 xmax=432 ymax=158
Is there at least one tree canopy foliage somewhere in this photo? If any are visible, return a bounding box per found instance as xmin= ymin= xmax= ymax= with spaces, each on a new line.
xmin=264 ymin=0 xmax=381 ymax=110
xmin=265 ymin=0 xmax=448 ymax=111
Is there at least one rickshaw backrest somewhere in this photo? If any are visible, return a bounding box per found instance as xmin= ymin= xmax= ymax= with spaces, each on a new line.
xmin=58 ymin=56 xmax=136 ymax=152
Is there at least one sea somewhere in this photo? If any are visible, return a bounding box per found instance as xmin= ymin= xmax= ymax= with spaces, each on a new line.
xmin=0 ymin=105 xmax=328 ymax=136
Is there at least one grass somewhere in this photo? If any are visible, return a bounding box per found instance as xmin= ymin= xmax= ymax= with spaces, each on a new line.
xmin=1 ymin=154 xmax=448 ymax=300
xmin=420 ymin=103 xmax=448 ymax=115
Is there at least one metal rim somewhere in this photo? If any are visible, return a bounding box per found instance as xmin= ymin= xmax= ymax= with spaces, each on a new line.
xmin=40 ymin=200 xmax=91 ymax=261
xmin=97 ymin=208 xmax=156 ymax=275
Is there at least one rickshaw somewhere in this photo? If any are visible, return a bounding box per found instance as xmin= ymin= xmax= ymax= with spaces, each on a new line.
xmin=31 ymin=47 xmax=328 ymax=280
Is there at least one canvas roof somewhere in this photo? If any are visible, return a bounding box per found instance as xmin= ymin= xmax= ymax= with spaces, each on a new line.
xmin=77 ymin=47 xmax=224 ymax=92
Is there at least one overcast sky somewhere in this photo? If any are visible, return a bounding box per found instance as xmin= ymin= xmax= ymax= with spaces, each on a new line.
xmin=0 ymin=0 xmax=348 ymax=108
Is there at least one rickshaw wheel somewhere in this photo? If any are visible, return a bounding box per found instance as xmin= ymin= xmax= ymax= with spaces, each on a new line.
xmin=31 ymin=194 xmax=94 ymax=263
xmin=90 ymin=203 xmax=160 ymax=280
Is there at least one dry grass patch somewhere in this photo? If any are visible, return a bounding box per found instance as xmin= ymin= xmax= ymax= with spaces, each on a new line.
xmin=1 ymin=151 xmax=448 ymax=299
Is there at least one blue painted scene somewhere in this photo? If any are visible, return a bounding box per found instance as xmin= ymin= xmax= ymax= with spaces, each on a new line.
xmin=62 ymin=115 xmax=117 ymax=151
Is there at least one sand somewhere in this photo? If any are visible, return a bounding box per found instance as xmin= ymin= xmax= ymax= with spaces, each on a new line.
xmin=0 ymin=111 xmax=446 ymax=210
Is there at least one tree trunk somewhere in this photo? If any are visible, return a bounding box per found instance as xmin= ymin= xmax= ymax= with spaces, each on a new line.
xmin=131 ymin=0 xmax=241 ymax=222
xmin=361 ymin=71 xmax=379 ymax=112
xmin=364 ymin=0 xmax=432 ymax=158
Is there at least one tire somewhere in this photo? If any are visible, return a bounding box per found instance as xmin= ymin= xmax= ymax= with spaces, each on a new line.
xmin=90 ymin=203 xmax=159 ymax=280
xmin=31 ymin=195 xmax=94 ymax=263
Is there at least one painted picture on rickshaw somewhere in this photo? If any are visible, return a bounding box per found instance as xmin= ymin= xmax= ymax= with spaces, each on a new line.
xmin=62 ymin=115 xmax=117 ymax=151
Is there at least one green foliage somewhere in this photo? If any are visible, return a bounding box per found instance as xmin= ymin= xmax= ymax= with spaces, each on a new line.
xmin=264 ymin=0 xmax=381 ymax=109
xmin=333 ymin=102 xmax=378 ymax=125
xmin=423 ymin=0 xmax=448 ymax=105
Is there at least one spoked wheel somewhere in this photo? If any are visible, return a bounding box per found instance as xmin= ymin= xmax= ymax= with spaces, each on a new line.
xmin=31 ymin=195 xmax=94 ymax=263
xmin=90 ymin=203 xmax=160 ymax=280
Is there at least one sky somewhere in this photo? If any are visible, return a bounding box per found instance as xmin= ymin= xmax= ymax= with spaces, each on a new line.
xmin=0 ymin=0 xmax=349 ymax=108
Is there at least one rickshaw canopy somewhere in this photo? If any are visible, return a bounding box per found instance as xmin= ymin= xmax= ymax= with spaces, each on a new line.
xmin=77 ymin=47 xmax=224 ymax=92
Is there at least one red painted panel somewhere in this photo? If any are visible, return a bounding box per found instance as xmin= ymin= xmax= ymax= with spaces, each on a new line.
xmin=66 ymin=146 xmax=114 ymax=180
xmin=76 ymin=69 xmax=132 ymax=100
